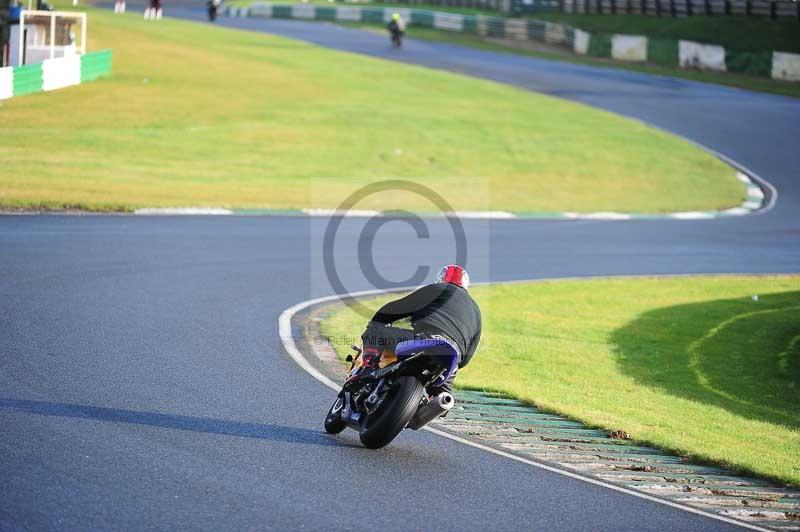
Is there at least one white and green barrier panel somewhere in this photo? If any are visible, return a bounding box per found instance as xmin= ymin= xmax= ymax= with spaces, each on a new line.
xmin=228 ymin=3 xmax=799 ymax=83
xmin=228 ymin=3 xmax=571 ymax=43
xmin=0 ymin=49 xmax=112 ymax=100
xmin=576 ymin=33 xmax=798 ymax=81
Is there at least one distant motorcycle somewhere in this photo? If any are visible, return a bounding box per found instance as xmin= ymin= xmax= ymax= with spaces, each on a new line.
xmin=389 ymin=28 xmax=403 ymax=48
xmin=387 ymin=19 xmax=404 ymax=48
xmin=324 ymin=337 xmax=457 ymax=448
xmin=207 ymin=0 xmax=221 ymax=21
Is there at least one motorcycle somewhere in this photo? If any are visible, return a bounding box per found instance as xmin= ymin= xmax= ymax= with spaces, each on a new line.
xmin=387 ymin=20 xmax=404 ymax=48
xmin=323 ymin=337 xmax=458 ymax=448
xmin=390 ymin=28 xmax=403 ymax=48
xmin=207 ymin=0 xmax=221 ymax=21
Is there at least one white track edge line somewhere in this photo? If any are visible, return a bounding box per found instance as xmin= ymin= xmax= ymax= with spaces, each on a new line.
xmin=277 ymin=277 xmax=791 ymax=532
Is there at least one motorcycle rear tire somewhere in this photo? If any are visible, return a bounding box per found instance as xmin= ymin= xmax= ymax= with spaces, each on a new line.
xmin=358 ymin=376 xmax=423 ymax=449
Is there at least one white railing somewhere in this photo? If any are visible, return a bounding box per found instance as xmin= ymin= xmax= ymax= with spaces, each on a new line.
xmin=18 ymin=10 xmax=87 ymax=66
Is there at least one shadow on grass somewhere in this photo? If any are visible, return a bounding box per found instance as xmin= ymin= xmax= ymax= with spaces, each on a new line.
xmin=611 ymin=291 xmax=800 ymax=430
xmin=0 ymin=398 xmax=356 ymax=448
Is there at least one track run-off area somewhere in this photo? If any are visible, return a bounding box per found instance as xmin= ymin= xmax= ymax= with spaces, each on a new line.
xmin=2 ymin=6 xmax=800 ymax=531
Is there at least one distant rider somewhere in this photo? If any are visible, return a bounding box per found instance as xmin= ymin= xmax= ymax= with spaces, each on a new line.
xmin=207 ymin=0 xmax=221 ymax=21
xmin=358 ymin=265 xmax=481 ymax=396
xmin=144 ymin=0 xmax=162 ymax=19
xmin=387 ymin=12 xmax=406 ymax=46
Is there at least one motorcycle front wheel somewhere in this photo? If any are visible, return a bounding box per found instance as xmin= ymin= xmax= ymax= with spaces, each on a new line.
xmin=323 ymin=395 xmax=347 ymax=434
xmin=358 ymin=376 xmax=424 ymax=449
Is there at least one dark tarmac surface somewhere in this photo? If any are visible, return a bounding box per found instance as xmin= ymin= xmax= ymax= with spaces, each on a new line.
xmin=2 ymin=9 xmax=799 ymax=531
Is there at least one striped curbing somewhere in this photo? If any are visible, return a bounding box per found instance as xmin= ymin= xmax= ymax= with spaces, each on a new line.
xmin=228 ymin=3 xmax=800 ymax=83
xmin=0 ymin=50 xmax=112 ymax=101
xmin=134 ymin=207 xmax=234 ymax=215
xmin=132 ymin=170 xmax=768 ymax=220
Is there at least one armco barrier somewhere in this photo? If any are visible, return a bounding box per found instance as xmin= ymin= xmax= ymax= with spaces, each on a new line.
xmin=229 ymin=3 xmax=799 ymax=83
xmin=0 ymin=50 xmax=111 ymax=100
xmin=11 ymin=62 xmax=43 ymax=96
xmin=80 ymin=49 xmax=113 ymax=82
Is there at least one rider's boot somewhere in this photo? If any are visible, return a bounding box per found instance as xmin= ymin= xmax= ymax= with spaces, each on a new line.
xmin=346 ymin=347 xmax=381 ymax=383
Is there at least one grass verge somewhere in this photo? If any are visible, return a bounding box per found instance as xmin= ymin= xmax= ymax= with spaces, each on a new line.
xmin=319 ymin=275 xmax=800 ymax=486
xmin=0 ymin=3 xmax=744 ymax=213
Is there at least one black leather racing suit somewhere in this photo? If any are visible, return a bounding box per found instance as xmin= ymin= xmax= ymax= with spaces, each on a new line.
xmin=361 ymin=282 xmax=482 ymax=393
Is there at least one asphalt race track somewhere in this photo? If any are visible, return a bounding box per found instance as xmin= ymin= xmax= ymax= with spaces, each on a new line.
xmin=2 ymin=7 xmax=800 ymax=531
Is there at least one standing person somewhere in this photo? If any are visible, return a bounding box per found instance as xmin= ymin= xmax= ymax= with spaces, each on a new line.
xmin=113 ymin=0 xmax=125 ymax=13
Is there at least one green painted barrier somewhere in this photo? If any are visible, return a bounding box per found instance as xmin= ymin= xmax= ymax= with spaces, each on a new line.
xmin=410 ymin=10 xmax=434 ymax=27
xmin=315 ymin=6 xmax=336 ymax=20
xmin=725 ymin=49 xmax=772 ymax=77
xmin=361 ymin=7 xmax=384 ymax=23
xmin=462 ymin=14 xmax=477 ymax=34
xmin=587 ymin=33 xmax=612 ymax=58
xmin=271 ymin=4 xmax=291 ymax=17
xmin=12 ymin=63 xmax=43 ymax=96
xmin=4 ymin=49 xmax=111 ymax=100
xmin=647 ymin=38 xmax=679 ymax=67
xmin=80 ymin=50 xmax=113 ymax=82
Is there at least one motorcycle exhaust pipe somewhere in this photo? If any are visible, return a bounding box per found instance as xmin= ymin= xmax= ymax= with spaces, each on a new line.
xmin=407 ymin=392 xmax=454 ymax=430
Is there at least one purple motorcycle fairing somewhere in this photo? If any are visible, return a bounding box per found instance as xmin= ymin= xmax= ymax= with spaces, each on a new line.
xmin=395 ymin=338 xmax=459 ymax=387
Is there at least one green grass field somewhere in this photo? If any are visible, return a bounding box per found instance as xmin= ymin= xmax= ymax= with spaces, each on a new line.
xmin=319 ymin=276 xmax=800 ymax=486
xmin=0 ymin=4 xmax=745 ymax=213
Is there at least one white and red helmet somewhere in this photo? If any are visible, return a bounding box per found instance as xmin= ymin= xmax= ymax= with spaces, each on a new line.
xmin=435 ymin=264 xmax=470 ymax=290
